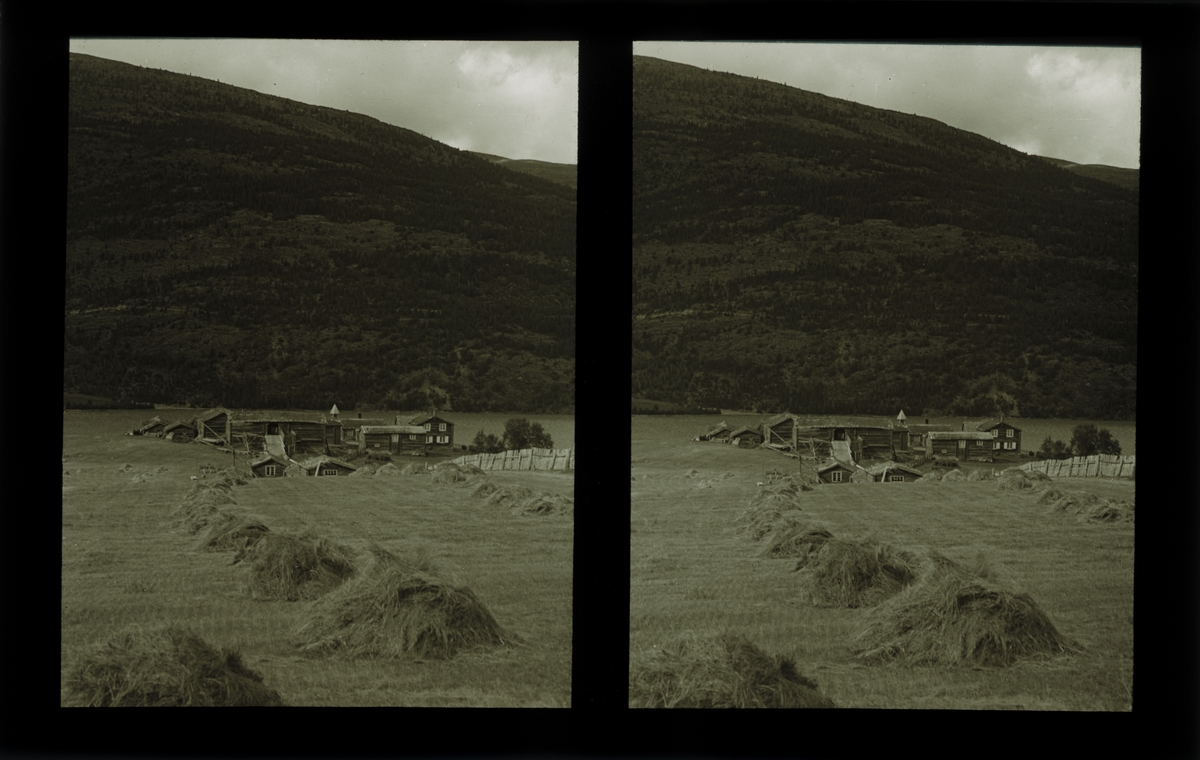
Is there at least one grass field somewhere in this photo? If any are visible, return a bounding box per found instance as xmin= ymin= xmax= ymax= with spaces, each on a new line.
xmin=631 ymin=416 xmax=1134 ymax=710
xmin=62 ymin=410 xmax=572 ymax=706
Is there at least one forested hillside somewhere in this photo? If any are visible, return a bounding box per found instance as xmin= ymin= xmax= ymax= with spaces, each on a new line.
xmin=632 ymin=56 xmax=1137 ymax=420
xmin=67 ymin=53 xmax=575 ymax=412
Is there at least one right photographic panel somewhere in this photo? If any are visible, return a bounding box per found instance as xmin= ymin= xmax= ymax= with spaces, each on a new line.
xmin=630 ymin=42 xmax=1137 ymax=710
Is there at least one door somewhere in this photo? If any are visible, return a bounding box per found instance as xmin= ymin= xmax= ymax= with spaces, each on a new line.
xmin=391 ymin=434 xmax=400 ymax=452
xmin=958 ymin=439 xmax=966 ymax=458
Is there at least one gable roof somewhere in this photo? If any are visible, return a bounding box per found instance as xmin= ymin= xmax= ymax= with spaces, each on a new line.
xmin=817 ymin=458 xmax=857 ymax=474
xmin=793 ymin=415 xmax=901 ymax=430
xmin=908 ymin=424 xmax=953 ymax=434
xmin=361 ymin=425 xmax=427 ymax=435
xmin=196 ymin=407 xmax=230 ymax=422
xmin=233 ymin=411 xmax=328 ymax=424
xmin=763 ymin=413 xmax=796 ymax=428
xmin=865 ymin=462 xmax=924 ymax=478
xmin=705 ymin=422 xmax=731 ymax=437
xmin=249 ymin=454 xmax=291 ymax=469
xmin=163 ymin=420 xmax=195 ymax=432
xmin=408 ymin=413 xmax=453 ymax=426
xmin=974 ymin=419 xmax=1022 ymax=432
xmin=138 ymin=416 xmax=163 ymax=430
xmin=340 ymin=419 xmax=389 ymax=429
xmin=928 ymin=431 xmax=995 ymax=441
xmin=729 ymin=426 xmax=762 ymax=438
xmin=299 ymin=456 xmax=356 ymax=472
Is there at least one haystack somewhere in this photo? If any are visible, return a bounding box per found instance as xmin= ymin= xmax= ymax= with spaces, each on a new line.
xmin=459 ymin=463 xmax=485 ymax=476
xmin=996 ymin=468 xmax=1033 ymax=490
xmin=941 ymin=469 xmax=967 ymax=482
xmin=292 ymin=547 xmax=514 ymax=660
xmin=375 ymin=463 xmax=401 ymax=476
xmin=484 ymin=486 xmax=535 ymax=507
xmin=236 ymin=531 xmax=357 ymax=601
xmin=1049 ymin=491 xmax=1101 ymax=514
xmin=628 ymin=631 xmax=835 ymax=708
xmin=853 ymin=551 xmax=1076 ymax=666
xmin=172 ymin=500 xmax=234 ymax=536
xmin=470 ymin=479 xmax=502 ymax=498
xmin=916 ymin=470 xmax=943 ymax=483
xmin=399 ymin=463 xmax=428 ymax=475
xmin=759 ymin=521 xmax=833 ymax=561
xmin=966 ymin=469 xmax=989 ymax=482
xmin=511 ymin=493 xmax=574 ymax=517
xmin=432 ymin=468 xmax=467 ymax=484
xmin=195 ymin=512 xmax=270 ymax=553
xmin=1080 ymin=499 xmax=1134 ymax=523
xmin=347 ymin=462 xmax=378 ymax=477
xmin=62 ymin=624 xmax=283 ymax=706
xmin=795 ymin=537 xmax=921 ymax=608
xmin=736 ymin=505 xmax=807 ymax=543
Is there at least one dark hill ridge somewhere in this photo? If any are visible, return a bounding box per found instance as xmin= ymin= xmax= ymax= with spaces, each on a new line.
xmin=469 ymin=151 xmax=577 ymax=189
xmin=66 ymin=53 xmax=575 ymax=413
xmin=1037 ymin=155 xmax=1139 ymax=192
xmin=632 ymin=56 xmax=1136 ymax=420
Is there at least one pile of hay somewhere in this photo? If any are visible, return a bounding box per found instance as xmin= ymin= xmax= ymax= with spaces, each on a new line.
xmin=941 ymin=469 xmax=967 ymax=482
xmin=996 ymin=468 xmax=1034 ymax=490
xmin=1046 ymin=490 xmax=1101 ymax=514
xmin=292 ymin=547 xmax=514 ymax=660
xmin=171 ymin=500 xmax=234 ymax=536
xmin=432 ymin=468 xmax=467 ymax=484
xmin=235 ymin=531 xmax=357 ymax=601
xmin=795 ymin=537 xmax=922 ymax=608
xmin=375 ymin=463 xmax=401 ymax=476
xmin=736 ymin=505 xmax=807 ymax=543
xmin=511 ymin=493 xmax=574 ymax=517
xmin=966 ymin=469 xmax=990 ymax=482
xmin=399 ymin=463 xmax=428 ymax=475
xmin=759 ymin=521 xmax=833 ymax=561
xmin=459 ymin=463 xmax=486 ymax=476
xmin=347 ymin=462 xmax=378 ymax=477
xmin=484 ymin=485 xmax=535 ymax=508
xmin=195 ymin=512 xmax=270 ymax=553
xmin=628 ymin=631 xmax=835 ymax=708
xmin=62 ymin=624 xmax=283 ymax=706
xmin=916 ymin=470 xmax=943 ymax=483
xmin=853 ymin=551 xmax=1076 ymax=666
xmin=470 ymin=479 xmax=502 ymax=498
xmin=1080 ymin=499 xmax=1135 ymax=523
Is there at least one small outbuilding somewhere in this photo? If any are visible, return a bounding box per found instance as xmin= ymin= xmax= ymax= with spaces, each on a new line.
xmin=699 ymin=422 xmax=732 ymax=441
xmin=299 ymin=456 xmax=357 ymax=477
xmin=249 ymin=454 xmax=291 ymax=478
xmin=729 ymin=426 xmax=763 ymax=445
xmin=816 ymin=459 xmax=857 ymax=484
xmin=865 ymin=462 xmax=925 ymax=483
xmin=163 ymin=421 xmax=196 ymax=442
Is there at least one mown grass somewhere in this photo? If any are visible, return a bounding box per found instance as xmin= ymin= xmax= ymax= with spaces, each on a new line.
xmin=62 ymin=411 xmax=572 ymax=706
xmin=630 ymin=417 xmax=1133 ymax=710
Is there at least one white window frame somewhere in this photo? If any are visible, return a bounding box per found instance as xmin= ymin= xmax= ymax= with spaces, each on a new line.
xmin=831 ymin=471 xmax=843 ymax=483
xmin=994 ymin=441 xmax=1001 ymax=450
xmin=322 ymin=468 xmax=337 ymax=476
xmin=425 ymin=423 xmax=432 ymax=432
xmin=888 ymin=475 xmax=904 ymax=482
xmin=991 ymin=429 xmax=999 ymax=438
xmin=264 ymin=465 xmax=276 ymax=477
xmin=426 ymin=435 xmax=434 ymax=443
xmin=437 ymin=435 xmax=448 ymax=444
xmin=1006 ymin=429 xmax=1014 ymax=438
xmin=1006 ymin=441 xmax=1016 ymax=450
xmin=439 ymin=423 xmax=446 ymax=432
xmin=409 ymin=434 xmax=416 ymax=440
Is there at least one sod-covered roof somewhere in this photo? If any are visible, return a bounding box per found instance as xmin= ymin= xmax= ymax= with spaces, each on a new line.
xmin=249 ymin=454 xmax=291 ymax=468
xmin=793 ymin=415 xmax=902 ymax=430
xmin=340 ymin=419 xmax=388 ymax=429
xmin=163 ymin=420 xmax=196 ymax=432
xmin=408 ymin=413 xmax=453 ymax=426
xmin=729 ymin=426 xmax=763 ymax=439
xmin=233 ymin=411 xmax=329 ymax=424
xmin=865 ymin=462 xmax=924 ymax=478
xmin=361 ymin=425 xmax=426 ymax=435
xmin=928 ymin=431 xmax=995 ymax=441
xmin=817 ymin=459 xmax=857 ymax=473
xmin=973 ymin=419 xmax=1022 ymax=432
xmin=299 ymin=456 xmax=356 ymax=472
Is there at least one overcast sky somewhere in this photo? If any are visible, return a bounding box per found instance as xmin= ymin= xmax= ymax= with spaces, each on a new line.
xmin=69 ymin=39 xmax=579 ymax=165
xmin=635 ymin=42 xmax=1140 ymax=170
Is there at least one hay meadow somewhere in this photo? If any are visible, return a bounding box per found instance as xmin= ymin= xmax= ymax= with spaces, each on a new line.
xmin=62 ymin=410 xmax=572 ymax=707
xmin=630 ymin=415 xmax=1134 ymax=710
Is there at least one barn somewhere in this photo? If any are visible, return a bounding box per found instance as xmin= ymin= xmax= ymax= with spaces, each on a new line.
xmin=162 ymin=421 xmax=196 ymax=442
xmin=793 ymin=416 xmax=904 ymax=462
xmin=927 ymin=431 xmax=996 ymax=460
xmin=139 ymin=417 xmax=166 ymax=436
xmin=249 ymin=454 xmax=290 ymax=478
xmin=700 ymin=422 xmax=732 ymax=441
xmin=360 ymin=425 xmax=428 ymax=454
xmin=729 ymin=426 xmax=763 ymax=446
xmin=299 ymin=456 xmax=357 ymax=477
xmin=401 ymin=413 xmax=455 ymax=448
xmin=194 ymin=408 xmax=231 ymax=444
xmin=230 ymin=412 xmax=329 ymax=458
xmin=762 ymin=413 xmax=797 ymax=449
xmin=339 ymin=417 xmax=388 ymax=443
xmin=908 ymin=423 xmax=953 ymax=449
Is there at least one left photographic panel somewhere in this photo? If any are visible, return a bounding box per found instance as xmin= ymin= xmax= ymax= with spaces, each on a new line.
xmin=64 ymin=39 xmax=577 ymax=707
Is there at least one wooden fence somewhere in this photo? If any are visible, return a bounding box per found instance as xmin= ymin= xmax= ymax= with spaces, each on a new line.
xmin=452 ymin=447 xmax=574 ymax=472
xmin=1019 ymin=454 xmax=1135 ymax=479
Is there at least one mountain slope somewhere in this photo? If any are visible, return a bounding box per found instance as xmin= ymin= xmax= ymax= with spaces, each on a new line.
xmin=67 ymin=53 xmax=575 ymax=413
xmin=1038 ymin=155 xmax=1139 ymax=192
xmin=632 ymin=56 xmax=1136 ymax=420
xmin=470 ymin=151 xmax=577 ymax=188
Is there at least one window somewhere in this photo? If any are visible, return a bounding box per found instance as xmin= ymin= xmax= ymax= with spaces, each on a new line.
xmin=439 ymin=423 xmax=446 ymax=432
xmin=1006 ymin=429 xmax=1013 ymax=437
xmin=1006 ymin=442 xmax=1016 ymax=450
xmin=991 ymin=430 xmax=999 ymax=438
xmin=889 ymin=475 xmax=904 ymax=482
xmin=322 ymin=469 xmax=338 ymax=476
xmin=427 ymin=435 xmax=434 ymax=443
xmin=409 ymin=434 xmax=416 ymax=440
xmin=264 ymin=465 xmax=276 ymax=477
xmin=940 ymin=448 xmax=947 ymax=454
xmin=831 ymin=471 xmax=843 ymax=482
xmin=425 ymin=423 xmax=431 ymax=432
xmin=437 ymin=435 xmax=448 ymax=444
xmin=994 ymin=442 xmax=1001 ymax=450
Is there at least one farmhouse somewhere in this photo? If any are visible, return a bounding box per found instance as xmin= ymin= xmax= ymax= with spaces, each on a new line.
xmin=249 ymin=454 xmax=291 ymax=478
xmin=927 ymin=431 xmax=996 ymax=460
xmin=298 ymin=456 xmax=357 ymax=477
xmin=793 ymin=415 xmax=905 ymax=462
xmin=339 ymin=416 xmax=389 ymax=443
xmin=908 ymin=423 xmax=953 ymax=449
xmin=360 ymin=425 xmax=429 ymax=454
xmin=162 ymin=421 xmax=196 ymax=442
xmin=972 ymin=418 xmax=1022 ymax=455
xmin=402 ymin=413 xmax=455 ymax=448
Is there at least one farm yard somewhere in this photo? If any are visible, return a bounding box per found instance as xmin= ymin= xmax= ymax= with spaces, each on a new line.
xmin=631 ymin=415 xmax=1134 ymax=710
xmin=62 ymin=410 xmax=573 ymax=707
